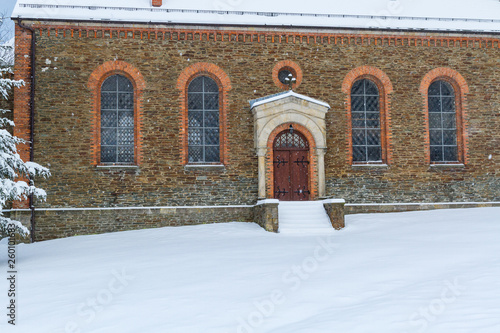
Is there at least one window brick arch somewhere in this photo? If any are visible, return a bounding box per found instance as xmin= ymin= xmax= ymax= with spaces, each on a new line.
xmin=177 ymin=63 xmax=231 ymax=165
xmin=342 ymin=66 xmax=393 ymax=165
xmin=420 ymin=68 xmax=469 ymax=165
xmin=88 ymin=60 xmax=145 ymax=166
xmin=272 ymin=60 xmax=303 ymax=90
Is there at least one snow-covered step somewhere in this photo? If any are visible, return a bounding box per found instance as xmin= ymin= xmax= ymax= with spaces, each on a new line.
xmin=278 ymin=201 xmax=334 ymax=234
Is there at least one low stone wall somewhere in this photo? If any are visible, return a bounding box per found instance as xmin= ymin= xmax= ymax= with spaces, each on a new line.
xmin=323 ymin=199 xmax=345 ymax=229
xmin=345 ymin=202 xmax=500 ymax=214
xmin=32 ymin=206 xmax=254 ymax=241
xmin=254 ymin=199 xmax=279 ymax=232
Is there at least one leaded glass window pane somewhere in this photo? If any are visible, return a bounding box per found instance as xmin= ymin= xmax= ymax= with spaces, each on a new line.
xmin=100 ymin=74 xmax=134 ymax=164
xmin=351 ymin=79 xmax=382 ymax=163
xmin=188 ymin=76 xmax=220 ymax=163
xmin=428 ymin=81 xmax=458 ymax=163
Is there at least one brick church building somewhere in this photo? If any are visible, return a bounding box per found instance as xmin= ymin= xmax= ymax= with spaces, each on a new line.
xmin=10 ymin=0 xmax=500 ymax=240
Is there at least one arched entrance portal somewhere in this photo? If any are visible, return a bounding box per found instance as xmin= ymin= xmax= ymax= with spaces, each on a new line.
xmin=273 ymin=129 xmax=310 ymax=201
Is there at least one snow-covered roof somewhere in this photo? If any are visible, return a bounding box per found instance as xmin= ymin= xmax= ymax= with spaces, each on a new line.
xmin=11 ymin=0 xmax=500 ymax=33
xmin=249 ymin=91 xmax=330 ymax=109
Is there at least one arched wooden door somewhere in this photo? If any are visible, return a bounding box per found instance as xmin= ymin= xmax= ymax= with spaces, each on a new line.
xmin=273 ymin=129 xmax=310 ymax=201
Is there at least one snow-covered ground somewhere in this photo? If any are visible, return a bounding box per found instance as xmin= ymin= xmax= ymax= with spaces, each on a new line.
xmin=1 ymin=207 xmax=500 ymax=332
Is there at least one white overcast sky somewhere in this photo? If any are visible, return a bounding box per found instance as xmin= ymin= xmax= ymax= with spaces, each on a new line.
xmin=1 ymin=0 xmax=17 ymax=41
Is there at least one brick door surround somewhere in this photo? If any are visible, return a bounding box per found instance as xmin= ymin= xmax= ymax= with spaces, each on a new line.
xmin=250 ymin=91 xmax=330 ymax=199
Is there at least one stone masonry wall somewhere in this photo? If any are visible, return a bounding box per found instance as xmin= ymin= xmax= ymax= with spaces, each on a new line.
xmin=13 ymin=23 xmax=500 ymax=239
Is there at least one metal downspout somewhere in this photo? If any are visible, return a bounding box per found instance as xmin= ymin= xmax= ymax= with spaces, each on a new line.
xmin=16 ymin=19 xmax=36 ymax=243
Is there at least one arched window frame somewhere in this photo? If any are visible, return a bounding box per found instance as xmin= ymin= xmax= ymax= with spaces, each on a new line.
xmin=342 ymin=66 xmax=393 ymax=165
xmin=88 ymin=61 xmax=145 ymax=166
xmin=420 ymin=68 xmax=469 ymax=165
xmin=177 ymin=63 xmax=231 ymax=166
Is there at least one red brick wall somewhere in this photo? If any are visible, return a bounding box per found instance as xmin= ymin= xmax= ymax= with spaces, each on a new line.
xmin=13 ymin=22 xmax=499 ymax=215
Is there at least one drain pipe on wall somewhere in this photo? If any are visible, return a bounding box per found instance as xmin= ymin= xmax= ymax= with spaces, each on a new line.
xmin=16 ymin=19 xmax=36 ymax=243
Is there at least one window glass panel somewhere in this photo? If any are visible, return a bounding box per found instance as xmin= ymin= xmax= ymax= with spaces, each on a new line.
xmin=101 ymin=93 xmax=117 ymax=110
xmin=188 ymin=93 xmax=203 ymax=110
xmin=366 ymin=130 xmax=381 ymax=146
xmin=428 ymin=80 xmax=458 ymax=163
xmin=429 ymin=130 xmax=442 ymax=145
xmin=205 ymin=146 xmax=220 ymax=162
xmin=428 ymin=97 xmax=441 ymax=112
xmin=118 ymin=93 xmax=133 ymax=109
xmin=204 ymin=111 xmax=219 ymax=127
xmin=204 ymin=78 xmax=219 ymax=92
xmin=440 ymin=81 xmax=454 ymax=96
xmin=205 ymin=128 xmax=219 ymax=145
xmin=367 ymin=146 xmax=382 ymax=161
xmin=430 ymin=146 xmax=443 ymax=162
xmin=428 ymin=113 xmax=441 ymax=129
xmin=117 ymin=75 xmax=133 ymax=91
xmin=428 ymin=81 xmax=441 ymax=96
xmin=188 ymin=128 xmax=203 ymax=145
xmin=101 ymin=128 xmax=117 ymax=145
xmin=364 ymin=81 xmax=379 ymax=95
xmin=118 ymin=111 xmax=134 ymax=127
xmin=351 ymin=96 xmax=364 ymax=111
xmin=351 ymin=79 xmax=381 ymax=163
xmin=188 ymin=146 xmax=203 ymax=163
xmin=442 ymin=113 xmax=456 ymax=129
xmin=353 ymin=146 xmax=367 ymax=162
xmin=204 ymin=93 xmax=219 ymax=110
xmin=187 ymin=76 xmax=220 ymax=163
xmin=101 ymin=146 xmax=116 ymax=163
xmin=100 ymin=75 xmax=134 ymax=164
xmin=101 ymin=76 xmax=117 ymax=92
xmin=441 ymin=97 xmax=455 ymax=112
xmin=101 ymin=111 xmax=117 ymax=128
xmin=443 ymin=130 xmax=457 ymax=145
xmin=188 ymin=111 xmax=203 ymax=128
xmin=117 ymin=128 xmax=134 ymax=145
xmin=118 ymin=146 xmax=134 ymax=163
xmin=352 ymin=129 xmax=366 ymax=146
xmin=188 ymin=77 xmax=203 ymax=92
xmin=351 ymin=80 xmax=364 ymax=95
xmin=365 ymin=96 xmax=379 ymax=111
xmin=444 ymin=146 xmax=458 ymax=161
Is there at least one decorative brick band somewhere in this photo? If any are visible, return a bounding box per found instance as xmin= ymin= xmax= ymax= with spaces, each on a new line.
xmin=265 ymin=123 xmax=318 ymax=199
xmin=32 ymin=23 xmax=500 ymax=49
xmin=419 ymin=67 xmax=469 ymax=164
xmin=272 ymin=60 xmax=303 ymax=90
xmin=13 ymin=24 xmax=33 ymax=209
xmin=342 ymin=66 xmax=393 ymax=165
xmin=176 ymin=62 xmax=232 ymax=165
xmin=88 ymin=60 xmax=146 ymax=166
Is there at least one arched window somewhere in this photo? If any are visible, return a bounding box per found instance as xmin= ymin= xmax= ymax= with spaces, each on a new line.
xmin=428 ymin=80 xmax=458 ymax=162
xmin=100 ymin=74 xmax=134 ymax=164
xmin=187 ymin=76 xmax=220 ymax=163
xmin=351 ymin=79 xmax=382 ymax=162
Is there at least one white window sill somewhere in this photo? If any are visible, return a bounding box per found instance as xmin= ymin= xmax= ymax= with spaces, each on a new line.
xmin=352 ymin=164 xmax=389 ymax=168
xmin=184 ymin=164 xmax=225 ymax=171
xmin=96 ymin=165 xmax=139 ymax=169
xmin=430 ymin=164 xmax=465 ymax=168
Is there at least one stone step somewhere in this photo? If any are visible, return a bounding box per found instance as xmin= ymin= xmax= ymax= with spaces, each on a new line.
xmin=278 ymin=201 xmax=334 ymax=234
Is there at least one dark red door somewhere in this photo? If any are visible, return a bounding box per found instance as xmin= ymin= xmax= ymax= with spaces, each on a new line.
xmin=273 ymin=130 xmax=310 ymax=201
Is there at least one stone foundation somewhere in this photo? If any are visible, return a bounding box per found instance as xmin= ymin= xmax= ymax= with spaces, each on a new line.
xmin=323 ymin=199 xmax=346 ymax=229
xmin=254 ymin=199 xmax=279 ymax=232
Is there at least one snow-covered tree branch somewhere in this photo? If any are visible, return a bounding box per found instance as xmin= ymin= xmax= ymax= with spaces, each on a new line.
xmin=1 ymin=14 xmax=50 ymax=237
